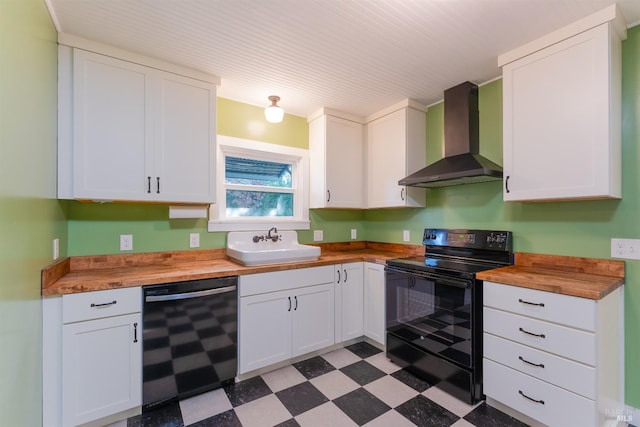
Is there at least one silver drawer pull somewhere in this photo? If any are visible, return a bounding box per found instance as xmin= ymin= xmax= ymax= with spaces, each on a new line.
xmin=519 ymin=327 xmax=545 ymax=339
xmin=519 ymin=356 xmax=545 ymax=368
xmin=518 ymin=298 xmax=544 ymax=307
xmin=519 ymin=390 xmax=545 ymax=405
xmin=90 ymin=300 xmax=117 ymax=308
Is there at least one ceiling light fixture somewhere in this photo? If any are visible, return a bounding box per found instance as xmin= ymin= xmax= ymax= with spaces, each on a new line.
xmin=264 ymin=95 xmax=284 ymax=123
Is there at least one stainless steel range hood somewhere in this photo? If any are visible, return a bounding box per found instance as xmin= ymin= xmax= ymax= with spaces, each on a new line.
xmin=399 ymin=81 xmax=502 ymax=188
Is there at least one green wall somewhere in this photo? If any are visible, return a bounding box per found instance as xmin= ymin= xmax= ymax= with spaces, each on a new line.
xmin=65 ymin=26 xmax=640 ymax=408
xmin=0 ymin=0 xmax=65 ymax=425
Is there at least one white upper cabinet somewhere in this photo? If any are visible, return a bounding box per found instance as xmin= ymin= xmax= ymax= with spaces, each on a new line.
xmin=308 ymin=109 xmax=364 ymax=208
xmin=58 ymin=39 xmax=219 ymax=203
xmin=500 ymin=6 xmax=625 ymax=202
xmin=366 ymin=101 xmax=427 ymax=208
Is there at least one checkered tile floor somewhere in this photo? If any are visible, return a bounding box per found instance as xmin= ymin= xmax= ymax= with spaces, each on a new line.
xmin=115 ymin=342 xmax=528 ymax=427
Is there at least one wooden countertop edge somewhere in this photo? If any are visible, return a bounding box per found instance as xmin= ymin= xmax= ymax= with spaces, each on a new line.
xmin=477 ymin=252 xmax=625 ymax=300
xmin=41 ymin=242 xmax=421 ymax=297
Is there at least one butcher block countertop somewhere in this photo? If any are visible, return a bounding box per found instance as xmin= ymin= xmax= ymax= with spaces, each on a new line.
xmin=476 ymin=252 xmax=625 ymax=300
xmin=41 ymin=242 xmax=422 ymax=297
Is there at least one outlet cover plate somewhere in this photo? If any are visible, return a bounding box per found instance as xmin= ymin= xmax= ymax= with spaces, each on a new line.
xmin=120 ymin=234 xmax=133 ymax=251
xmin=611 ymin=238 xmax=640 ymax=260
xmin=190 ymin=233 xmax=200 ymax=248
xmin=351 ymin=229 xmax=357 ymax=240
xmin=313 ymin=230 xmax=324 ymax=242
xmin=403 ymin=230 xmax=410 ymax=242
xmin=53 ymin=238 xmax=59 ymax=260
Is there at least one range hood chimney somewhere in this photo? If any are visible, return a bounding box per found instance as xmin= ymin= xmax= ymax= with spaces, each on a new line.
xmin=398 ymin=81 xmax=503 ymax=188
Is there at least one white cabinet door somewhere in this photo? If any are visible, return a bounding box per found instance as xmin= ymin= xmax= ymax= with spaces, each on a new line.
xmin=239 ymin=289 xmax=292 ymax=374
xmin=502 ymin=23 xmax=621 ymax=201
xmin=64 ymin=48 xmax=217 ymax=203
xmin=292 ymin=283 xmax=335 ymax=357
xmin=72 ymin=49 xmax=151 ymax=201
xmin=363 ymin=262 xmax=385 ymax=345
xmin=366 ymin=107 xmax=426 ymax=208
xmin=309 ymin=114 xmax=363 ymax=208
xmin=335 ymin=263 xmax=364 ymax=342
xmin=62 ymin=312 xmax=141 ymax=427
xmin=153 ymin=72 xmax=216 ymax=203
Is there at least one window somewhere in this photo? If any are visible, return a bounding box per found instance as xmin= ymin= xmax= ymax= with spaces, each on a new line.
xmin=208 ymin=136 xmax=310 ymax=231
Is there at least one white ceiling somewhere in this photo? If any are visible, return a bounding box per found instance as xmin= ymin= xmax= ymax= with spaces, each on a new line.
xmin=45 ymin=0 xmax=640 ymax=119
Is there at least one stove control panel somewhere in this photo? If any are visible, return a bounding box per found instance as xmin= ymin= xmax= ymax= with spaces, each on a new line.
xmin=423 ymin=229 xmax=512 ymax=251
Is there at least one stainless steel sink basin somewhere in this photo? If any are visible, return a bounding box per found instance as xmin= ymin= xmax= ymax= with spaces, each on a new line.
xmin=226 ymin=230 xmax=320 ymax=266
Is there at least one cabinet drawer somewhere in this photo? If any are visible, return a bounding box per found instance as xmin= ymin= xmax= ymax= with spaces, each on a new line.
xmin=484 ymin=333 xmax=596 ymax=400
xmin=63 ymin=287 xmax=141 ymax=323
xmin=484 ymin=359 xmax=596 ymax=427
xmin=240 ymin=266 xmax=334 ymax=297
xmin=484 ymin=281 xmax=596 ymax=331
xmin=484 ymin=307 xmax=595 ymax=365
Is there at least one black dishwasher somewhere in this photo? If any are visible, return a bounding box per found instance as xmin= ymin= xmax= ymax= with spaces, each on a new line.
xmin=142 ymin=276 xmax=237 ymax=410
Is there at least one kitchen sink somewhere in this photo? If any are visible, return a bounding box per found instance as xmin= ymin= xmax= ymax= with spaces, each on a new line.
xmin=226 ymin=230 xmax=320 ymax=266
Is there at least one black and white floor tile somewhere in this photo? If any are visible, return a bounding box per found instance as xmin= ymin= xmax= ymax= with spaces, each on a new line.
xmin=113 ymin=342 xmax=528 ymax=427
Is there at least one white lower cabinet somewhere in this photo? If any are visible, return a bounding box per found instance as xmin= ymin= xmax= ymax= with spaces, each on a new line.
xmin=483 ymin=281 xmax=623 ymax=427
xmin=363 ymin=262 xmax=385 ymax=345
xmin=62 ymin=313 xmax=142 ymax=426
xmin=239 ymin=266 xmax=335 ymax=374
xmin=43 ymin=287 xmax=143 ymax=427
xmin=334 ymin=262 xmax=364 ymax=343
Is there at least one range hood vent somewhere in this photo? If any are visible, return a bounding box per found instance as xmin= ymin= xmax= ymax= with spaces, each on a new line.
xmin=399 ymin=81 xmax=502 ymax=188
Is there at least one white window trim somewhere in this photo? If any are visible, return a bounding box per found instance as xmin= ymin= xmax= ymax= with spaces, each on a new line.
xmin=208 ymin=135 xmax=310 ymax=232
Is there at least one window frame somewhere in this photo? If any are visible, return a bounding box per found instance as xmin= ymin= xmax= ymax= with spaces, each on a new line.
xmin=208 ymin=135 xmax=310 ymax=232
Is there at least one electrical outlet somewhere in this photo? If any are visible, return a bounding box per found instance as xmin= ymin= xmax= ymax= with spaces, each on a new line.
xmin=190 ymin=233 xmax=200 ymax=248
xmin=611 ymin=238 xmax=640 ymax=260
xmin=53 ymin=238 xmax=59 ymax=260
xmin=120 ymin=234 xmax=133 ymax=251
xmin=351 ymin=229 xmax=357 ymax=240
xmin=313 ymin=230 xmax=324 ymax=242
xmin=403 ymin=230 xmax=410 ymax=242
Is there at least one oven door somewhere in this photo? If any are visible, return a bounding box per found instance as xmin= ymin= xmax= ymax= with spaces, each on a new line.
xmin=385 ymin=266 xmax=477 ymax=369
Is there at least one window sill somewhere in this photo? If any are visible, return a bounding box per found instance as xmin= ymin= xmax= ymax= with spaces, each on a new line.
xmin=208 ymin=219 xmax=310 ymax=232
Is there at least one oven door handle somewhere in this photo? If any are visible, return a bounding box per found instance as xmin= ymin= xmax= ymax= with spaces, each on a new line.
xmin=438 ymin=278 xmax=471 ymax=289
xmin=145 ymin=285 xmax=237 ymax=302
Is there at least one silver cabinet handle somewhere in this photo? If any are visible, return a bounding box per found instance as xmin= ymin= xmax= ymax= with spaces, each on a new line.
xmin=145 ymin=285 xmax=237 ymax=302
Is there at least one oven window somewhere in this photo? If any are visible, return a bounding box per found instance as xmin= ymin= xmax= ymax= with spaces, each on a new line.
xmin=386 ymin=269 xmax=473 ymax=367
